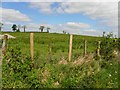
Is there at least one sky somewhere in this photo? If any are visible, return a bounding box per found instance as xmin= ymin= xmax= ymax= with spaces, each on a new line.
xmin=0 ymin=0 xmax=119 ymax=36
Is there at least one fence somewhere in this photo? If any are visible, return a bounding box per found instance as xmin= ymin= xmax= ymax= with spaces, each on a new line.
xmin=0 ymin=33 xmax=102 ymax=63
xmin=29 ymin=33 xmax=101 ymax=62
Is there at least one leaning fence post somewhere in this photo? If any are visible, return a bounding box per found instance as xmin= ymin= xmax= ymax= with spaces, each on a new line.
xmin=97 ymin=41 xmax=101 ymax=57
xmin=68 ymin=34 xmax=73 ymax=62
xmin=30 ymin=33 xmax=34 ymax=62
xmin=84 ymin=40 xmax=87 ymax=57
xmin=2 ymin=35 xmax=8 ymax=54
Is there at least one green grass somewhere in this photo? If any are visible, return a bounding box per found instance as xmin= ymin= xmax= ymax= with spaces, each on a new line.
xmin=2 ymin=32 xmax=119 ymax=88
xmin=4 ymin=32 xmax=101 ymax=61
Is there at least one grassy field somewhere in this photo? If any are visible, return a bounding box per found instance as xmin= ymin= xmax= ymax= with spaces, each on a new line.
xmin=2 ymin=32 xmax=119 ymax=88
xmin=5 ymin=32 xmax=101 ymax=61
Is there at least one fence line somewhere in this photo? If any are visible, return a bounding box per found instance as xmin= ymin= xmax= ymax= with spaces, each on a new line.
xmin=1 ymin=33 xmax=103 ymax=63
xmin=29 ymin=33 xmax=102 ymax=62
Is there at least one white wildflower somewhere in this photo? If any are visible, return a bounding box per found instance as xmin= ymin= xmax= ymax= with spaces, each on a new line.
xmin=110 ymin=63 xmax=112 ymax=65
xmin=109 ymin=74 xmax=111 ymax=77
xmin=115 ymin=71 xmax=117 ymax=74
xmin=54 ymin=81 xmax=59 ymax=86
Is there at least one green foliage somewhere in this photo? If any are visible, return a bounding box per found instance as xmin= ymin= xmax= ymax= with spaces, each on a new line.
xmin=2 ymin=32 xmax=119 ymax=88
xmin=100 ymin=33 xmax=117 ymax=61
xmin=2 ymin=46 xmax=40 ymax=88
xmin=0 ymin=39 xmax=3 ymax=48
xmin=2 ymin=46 xmax=119 ymax=88
xmin=93 ymin=60 xmax=119 ymax=88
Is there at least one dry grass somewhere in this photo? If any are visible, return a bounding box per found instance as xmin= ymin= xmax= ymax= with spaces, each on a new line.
xmin=58 ymin=54 xmax=94 ymax=67
xmin=72 ymin=53 xmax=94 ymax=66
xmin=58 ymin=57 xmax=68 ymax=65
xmin=41 ymin=68 xmax=50 ymax=84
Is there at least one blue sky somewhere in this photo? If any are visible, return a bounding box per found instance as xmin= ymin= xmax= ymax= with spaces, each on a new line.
xmin=0 ymin=1 xmax=118 ymax=36
xmin=2 ymin=2 xmax=97 ymax=24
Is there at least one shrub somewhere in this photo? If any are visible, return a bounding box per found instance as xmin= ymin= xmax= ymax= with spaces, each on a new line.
xmin=100 ymin=33 xmax=117 ymax=61
xmin=2 ymin=46 xmax=40 ymax=88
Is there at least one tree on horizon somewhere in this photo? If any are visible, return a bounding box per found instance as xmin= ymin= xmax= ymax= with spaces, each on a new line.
xmin=103 ymin=32 xmax=105 ymax=37
xmin=23 ymin=25 xmax=26 ymax=32
xmin=47 ymin=27 xmax=50 ymax=33
xmin=17 ymin=24 xmax=21 ymax=32
xmin=12 ymin=24 xmax=17 ymax=32
xmin=0 ymin=22 xmax=3 ymax=32
xmin=39 ymin=26 xmax=45 ymax=32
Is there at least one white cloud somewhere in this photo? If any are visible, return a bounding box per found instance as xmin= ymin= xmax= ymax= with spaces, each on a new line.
xmin=82 ymin=29 xmax=102 ymax=36
xmin=0 ymin=7 xmax=31 ymax=22
xmin=57 ymin=2 xmax=118 ymax=28
xmin=29 ymin=2 xmax=118 ymax=32
xmin=50 ymin=22 xmax=91 ymax=35
xmin=22 ymin=22 xmax=117 ymax=37
xmin=29 ymin=2 xmax=53 ymax=14
xmin=65 ymin=22 xmax=90 ymax=29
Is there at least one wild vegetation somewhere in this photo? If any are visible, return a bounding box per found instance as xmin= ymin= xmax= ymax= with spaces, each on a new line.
xmin=1 ymin=32 xmax=120 ymax=88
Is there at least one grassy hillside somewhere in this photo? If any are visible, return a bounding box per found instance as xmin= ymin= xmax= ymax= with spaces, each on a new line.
xmin=4 ymin=32 xmax=101 ymax=61
xmin=2 ymin=32 xmax=119 ymax=88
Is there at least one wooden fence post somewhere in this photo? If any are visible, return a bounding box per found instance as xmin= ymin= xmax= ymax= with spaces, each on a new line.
xmin=68 ymin=34 xmax=73 ymax=62
xmin=84 ymin=40 xmax=87 ymax=57
xmin=30 ymin=33 xmax=34 ymax=61
xmin=2 ymin=35 xmax=8 ymax=54
xmin=97 ymin=41 xmax=101 ymax=57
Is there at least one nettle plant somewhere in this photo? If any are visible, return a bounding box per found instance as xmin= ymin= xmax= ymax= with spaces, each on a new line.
xmin=100 ymin=32 xmax=117 ymax=61
xmin=2 ymin=46 xmax=41 ymax=88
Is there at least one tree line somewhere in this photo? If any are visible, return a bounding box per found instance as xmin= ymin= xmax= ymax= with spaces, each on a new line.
xmin=11 ymin=24 xmax=51 ymax=33
xmin=0 ymin=23 xmax=51 ymax=33
xmin=0 ymin=22 xmax=70 ymax=34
